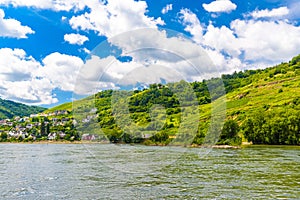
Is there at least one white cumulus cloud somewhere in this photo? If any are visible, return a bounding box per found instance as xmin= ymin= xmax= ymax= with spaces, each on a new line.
xmin=64 ymin=33 xmax=89 ymax=45
xmin=0 ymin=0 xmax=87 ymax=12
xmin=179 ymin=9 xmax=203 ymax=44
xmin=0 ymin=48 xmax=84 ymax=105
xmin=0 ymin=48 xmax=39 ymax=82
xmin=74 ymin=28 xmax=216 ymax=95
xmin=39 ymin=52 xmax=84 ymax=91
xmin=69 ymin=0 xmax=164 ymax=38
xmin=0 ymin=48 xmax=56 ymax=105
xmin=0 ymin=9 xmax=34 ymax=38
xmin=230 ymin=19 xmax=300 ymax=63
xmin=162 ymin=4 xmax=173 ymax=14
xmin=250 ymin=6 xmax=289 ymax=19
xmin=179 ymin=8 xmax=300 ymax=72
xmin=202 ymin=0 xmax=237 ymax=13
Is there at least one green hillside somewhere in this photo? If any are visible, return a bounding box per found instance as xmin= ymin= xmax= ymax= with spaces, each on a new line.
xmin=45 ymin=102 xmax=72 ymax=113
xmin=48 ymin=54 xmax=300 ymax=145
xmin=0 ymin=98 xmax=46 ymax=119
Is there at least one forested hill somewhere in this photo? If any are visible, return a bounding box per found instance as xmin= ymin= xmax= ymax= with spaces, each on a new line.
xmin=0 ymin=98 xmax=46 ymax=119
xmin=48 ymin=54 xmax=300 ymax=145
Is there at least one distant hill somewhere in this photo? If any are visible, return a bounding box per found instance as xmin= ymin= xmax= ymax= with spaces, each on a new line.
xmin=46 ymin=54 xmax=300 ymax=145
xmin=0 ymin=98 xmax=46 ymax=119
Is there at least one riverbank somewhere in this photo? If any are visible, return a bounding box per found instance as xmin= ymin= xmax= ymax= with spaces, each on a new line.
xmin=0 ymin=140 xmax=242 ymax=148
xmin=1 ymin=141 xmax=299 ymax=149
xmin=0 ymin=140 xmax=109 ymax=144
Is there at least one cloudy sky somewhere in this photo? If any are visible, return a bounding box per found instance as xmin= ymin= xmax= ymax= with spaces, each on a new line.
xmin=0 ymin=0 xmax=299 ymax=107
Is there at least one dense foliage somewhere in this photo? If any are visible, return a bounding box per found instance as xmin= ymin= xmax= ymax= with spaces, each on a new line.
xmin=242 ymin=109 xmax=300 ymax=145
xmin=217 ymin=120 xmax=242 ymax=146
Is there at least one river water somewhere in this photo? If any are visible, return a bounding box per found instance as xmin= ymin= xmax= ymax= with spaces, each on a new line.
xmin=0 ymin=144 xmax=299 ymax=199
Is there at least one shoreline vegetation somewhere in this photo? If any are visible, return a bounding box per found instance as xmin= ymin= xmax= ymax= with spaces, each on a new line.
xmin=1 ymin=55 xmax=300 ymax=146
xmin=0 ymin=140 xmax=247 ymax=149
xmin=1 ymin=141 xmax=299 ymax=150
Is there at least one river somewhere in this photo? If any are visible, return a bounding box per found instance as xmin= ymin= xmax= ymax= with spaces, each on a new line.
xmin=0 ymin=144 xmax=299 ymax=199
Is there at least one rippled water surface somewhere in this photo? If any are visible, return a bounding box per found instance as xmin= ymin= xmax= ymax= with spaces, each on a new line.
xmin=0 ymin=144 xmax=299 ymax=199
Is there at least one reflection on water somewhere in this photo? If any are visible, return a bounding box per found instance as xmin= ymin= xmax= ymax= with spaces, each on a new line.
xmin=0 ymin=144 xmax=299 ymax=199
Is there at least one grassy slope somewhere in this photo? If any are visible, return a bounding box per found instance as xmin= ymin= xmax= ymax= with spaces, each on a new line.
xmin=45 ymin=102 xmax=72 ymax=113
xmin=46 ymin=55 xmax=300 ymax=139
xmin=46 ymin=95 xmax=94 ymax=113
xmin=200 ymin=62 xmax=300 ymax=122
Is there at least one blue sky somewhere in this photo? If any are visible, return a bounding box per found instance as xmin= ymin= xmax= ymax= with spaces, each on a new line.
xmin=0 ymin=0 xmax=299 ymax=107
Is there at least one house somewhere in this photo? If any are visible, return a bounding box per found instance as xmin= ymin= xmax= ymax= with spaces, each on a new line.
xmin=24 ymin=117 xmax=30 ymax=122
xmin=15 ymin=125 xmax=26 ymax=132
xmin=52 ymin=118 xmax=58 ymax=122
xmin=82 ymin=118 xmax=90 ymax=123
xmin=18 ymin=118 xmax=25 ymax=123
xmin=8 ymin=131 xmax=19 ymax=138
xmin=16 ymin=124 xmax=22 ymax=128
xmin=60 ymin=110 xmax=68 ymax=115
xmin=142 ymin=134 xmax=152 ymax=139
xmin=72 ymin=119 xmax=78 ymax=126
xmin=29 ymin=134 xmax=36 ymax=140
xmin=61 ymin=118 xmax=70 ymax=122
xmin=6 ymin=122 xmax=13 ymax=127
xmin=39 ymin=113 xmax=48 ymax=117
xmin=19 ymin=127 xmax=26 ymax=132
xmin=82 ymin=114 xmax=98 ymax=123
xmin=90 ymin=108 xmax=97 ymax=113
xmin=48 ymin=133 xmax=57 ymax=140
xmin=53 ymin=110 xmax=68 ymax=116
xmin=82 ymin=134 xmax=98 ymax=141
xmin=30 ymin=114 xmax=39 ymax=118
xmin=26 ymin=124 xmax=33 ymax=129
xmin=58 ymin=131 xmax=66 ymax=139
xmin=20 ymin=132 xmax=27 ymax=139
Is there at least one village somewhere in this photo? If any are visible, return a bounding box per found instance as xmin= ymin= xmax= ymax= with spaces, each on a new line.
xmin=0 ymin=110 xmax=100 ymax=142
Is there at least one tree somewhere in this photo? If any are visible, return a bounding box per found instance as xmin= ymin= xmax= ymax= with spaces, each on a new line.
xmin=150 ymin=131 xmax=168 ymax=143
xmin=122 ymin=132 xmax=132 ymax=143
xmin=40 ymin=120 xmax=46 ymax=136
xmin=0 ymin=132 xmax=7 ymax=142
xmin=46 ymin=123 xmax=50 ymax=135
xmin=221 ymin=120 xmax=239 ymax=139
xmin=218 ymin=119 xmax=241 ymax=145
xmin=242 ymin=118 xmax=254 ymax=142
